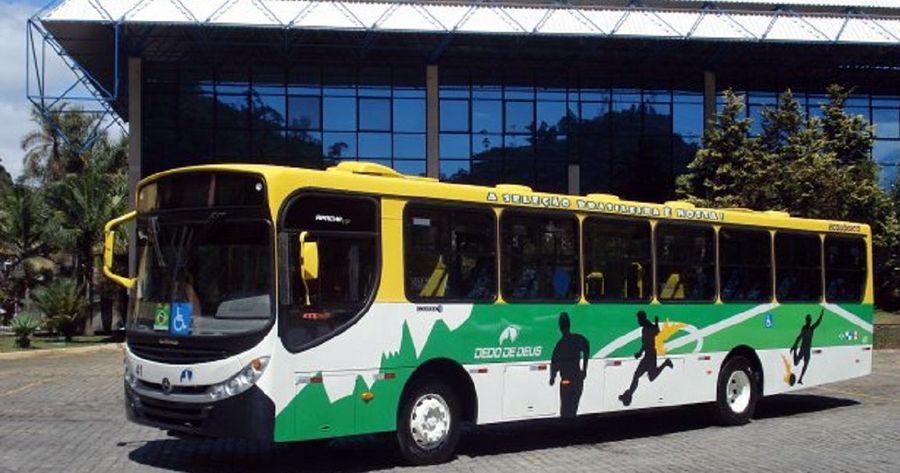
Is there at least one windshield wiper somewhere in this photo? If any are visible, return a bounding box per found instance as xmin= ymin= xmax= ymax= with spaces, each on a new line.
xmin=147 ymin=216 xmax=166 ymax=268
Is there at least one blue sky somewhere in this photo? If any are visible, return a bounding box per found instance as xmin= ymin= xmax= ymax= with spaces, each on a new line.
xmin=0 ymin=1 xmax=80 ymax=178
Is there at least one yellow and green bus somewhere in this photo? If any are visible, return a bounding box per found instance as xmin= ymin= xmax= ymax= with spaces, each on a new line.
xmin=105 ymin=162 xmax=873 ymax=465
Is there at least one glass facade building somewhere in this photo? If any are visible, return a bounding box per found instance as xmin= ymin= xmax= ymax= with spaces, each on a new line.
xmin=141 ymin=59 xmax=900 ymax=201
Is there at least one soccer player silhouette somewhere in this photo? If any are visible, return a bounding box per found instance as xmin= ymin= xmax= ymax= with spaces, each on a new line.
xmin=549 ymin=312 xmax=589 ymax=418
xmin=790 ymin=309 xmax=824 ymax=385
xmin=618 ymin=310 xmax=674 ymax=407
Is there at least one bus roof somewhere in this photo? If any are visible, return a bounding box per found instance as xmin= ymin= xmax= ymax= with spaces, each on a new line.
xmin=140 ymin=162 xmax=871 ymax=237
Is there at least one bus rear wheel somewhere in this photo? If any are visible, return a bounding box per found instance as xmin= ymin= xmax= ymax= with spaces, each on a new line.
xmin=396 ymin=379 xmax=461 ymax=465
xmin=713 ymin=356 xmax=759 ymax=426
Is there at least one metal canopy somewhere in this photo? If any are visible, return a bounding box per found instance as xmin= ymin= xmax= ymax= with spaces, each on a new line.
xmin=37 ymin=0 xmax=900 ymax=45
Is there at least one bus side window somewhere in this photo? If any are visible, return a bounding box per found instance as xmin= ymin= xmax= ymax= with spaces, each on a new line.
xmin=404 ymin=205 xmax=496 ymax=302
xmin=583 ymin=217 xmax=652 ymax=302
xmin=656 ymin=223 xmax=716 ymax=303
xmin=719 ymin=228 xmax=772 ymax=303
xmin=501 ymin=211 xmax=579 ymax=302
xmin=825 ymin=235 xmax=867 ymax=303
xmin=775 ymin=232 xmax=822 ymax=302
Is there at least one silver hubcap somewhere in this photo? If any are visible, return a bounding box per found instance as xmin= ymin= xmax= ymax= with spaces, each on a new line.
xmin=409 ymin=393 xmax=451 ymax=450
xmin=727 ymin=370 xmax=752 ymax=413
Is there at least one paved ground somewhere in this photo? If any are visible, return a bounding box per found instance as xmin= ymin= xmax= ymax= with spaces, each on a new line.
xmin=1 ymin=350 xmax=899 ymax=473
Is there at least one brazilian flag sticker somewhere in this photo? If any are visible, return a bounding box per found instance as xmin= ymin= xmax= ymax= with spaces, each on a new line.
xmin=153 ymin=303 xmax=170 ymax=331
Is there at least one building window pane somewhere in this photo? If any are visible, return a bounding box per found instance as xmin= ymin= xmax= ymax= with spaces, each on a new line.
xmin=217 ymin=94 xmax=249 ymax=129
xmin=288 ymin=96 xmax=321 ymax=130
xmin=825 ymin=236 xmax=867 ymax=303
xmin=583 ymin=217 xmax=652 ymax=302
xmin=873 ymin=108 xmax=899 ymax=139
xmin=252 ymin=94 xmax=285 ymax=129
xmin=719 ymin=228 xmax=772 ymax=302
xmin=394 ymin=160 xmax=425 ymax=176
xmin=323 ymin=97 xmax=357 ymax=131
xmin=472 ymin=100 xmax=501 ymax=133
xmin=394 ymin=98 xmax=425 ymax=132
xmin=537 ymin=100 xmax=567 ymax=131
xmin=394 ymin=134 xmax=425 ymax=159
xmin=440 ymin=99 xmax=469 ymax=132
xmin=501 ymin=211 xmax=579 ymax=301
xmin=404 ymin=205 xmax=496 ymax=301
xmin=505 ymin=101 xmax=534 ymax=133
xmin=359 ymin=132 xmax=391 ymax=158
xmin=323 ymin=132 xmax=356 ymax=159
xmin=359 ymin=98 xmax=390 ymax=131
xmin=775 ymin=232 xmax=822 ymax=302
xmin=440 ymin=134 xmax=470 ymax=159
xmin=656 ymin=223 xmax=716 ymax=302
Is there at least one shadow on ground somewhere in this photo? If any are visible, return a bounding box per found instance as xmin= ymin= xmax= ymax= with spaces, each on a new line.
xmin=126 ymin=393 xmax=858 ymax=473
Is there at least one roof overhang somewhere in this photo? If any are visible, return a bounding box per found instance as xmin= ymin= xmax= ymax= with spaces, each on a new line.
xmin=38 ymin=0 xmax=900 ymax=44
xmin=29 ymin=1 xmax=900 ymax=125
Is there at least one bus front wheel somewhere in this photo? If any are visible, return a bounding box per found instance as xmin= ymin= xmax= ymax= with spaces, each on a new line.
xmin=713 ymin=356 xmax=759 ymax=426
xmin=395 ymin=378 xmax=462 ymax=465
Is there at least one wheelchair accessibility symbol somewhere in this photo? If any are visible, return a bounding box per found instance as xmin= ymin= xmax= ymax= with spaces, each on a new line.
xmin=170 ymin=302 xmax=192 ymax=336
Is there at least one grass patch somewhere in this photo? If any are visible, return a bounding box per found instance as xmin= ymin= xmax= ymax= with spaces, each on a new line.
xmin=0 ymin=335 xmax=115 ymax=353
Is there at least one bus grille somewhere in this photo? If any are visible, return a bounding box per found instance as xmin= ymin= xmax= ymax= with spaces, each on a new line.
xmin=128 ymin=342 xmax=229 ymax=364
xmin=137 ymin=396 xmax=211 ymax=428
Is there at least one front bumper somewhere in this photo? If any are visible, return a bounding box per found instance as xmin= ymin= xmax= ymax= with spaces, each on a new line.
xmin=124 ymin=382 xmax=275 ymax=441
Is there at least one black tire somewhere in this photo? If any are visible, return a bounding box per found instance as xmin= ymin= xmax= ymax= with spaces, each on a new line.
xmin=395 ymin=378 xmax=462 ymax=465
xmin=713 ymin=356 xmax=759 ymax=426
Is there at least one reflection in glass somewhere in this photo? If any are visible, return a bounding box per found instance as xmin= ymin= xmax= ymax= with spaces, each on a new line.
xmin=288 ymin=96 xmax=321 ymax=130
xmin=505 ymin=101 xmax=534 ymax=133
xmin=472 ymin=100 xmax=502 ymax=133
xmin=323 ymin=132 xmax=357 ymax=159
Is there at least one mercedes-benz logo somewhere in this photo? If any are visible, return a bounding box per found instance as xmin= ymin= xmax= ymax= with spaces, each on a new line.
xmin=161 ymin=377 xmax=172 ymax=394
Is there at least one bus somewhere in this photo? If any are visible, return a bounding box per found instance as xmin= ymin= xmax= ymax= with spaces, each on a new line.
xmin=104 ymin=161 xmax=874 ymax=465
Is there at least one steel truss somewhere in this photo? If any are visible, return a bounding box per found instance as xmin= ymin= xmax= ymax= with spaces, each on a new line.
xmin=27 ymin=0 xmax=900 ymax=149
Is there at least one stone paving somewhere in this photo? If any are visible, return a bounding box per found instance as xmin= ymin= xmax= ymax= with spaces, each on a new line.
xmin=1 ymin=348 xmax=899 ymax=473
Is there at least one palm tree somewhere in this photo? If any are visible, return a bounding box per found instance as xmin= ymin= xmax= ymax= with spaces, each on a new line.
xmin=0 ymin=184 xmax=58 ymax=320
xmin=20 ymin=104 xmax=104 ymax=184
xmin=48 ymin=152 xmax=127 ymax=331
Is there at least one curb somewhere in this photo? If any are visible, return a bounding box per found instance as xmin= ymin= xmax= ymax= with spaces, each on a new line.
xmin=0 ymin=343 xmax=123 ymax=361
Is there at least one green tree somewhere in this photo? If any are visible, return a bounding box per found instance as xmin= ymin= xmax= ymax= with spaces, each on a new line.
xmin=0 ymin=184 xmax=58 ymax=322
xmin=675 ymin=90 xmax=766 ymax=208
xmin=677 ymin=86 xmax=900 ymax=308
xmin=30 ymin=278 xmax=87 ymax=342
xmin=46 ymin=149 xmax=127 ymax=330
xmin=20 ymin=104 xmax=104 ymax=184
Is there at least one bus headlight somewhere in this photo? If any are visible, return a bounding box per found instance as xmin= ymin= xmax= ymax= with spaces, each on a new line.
xmin=208 ymin=357 xmax=270 ymax=401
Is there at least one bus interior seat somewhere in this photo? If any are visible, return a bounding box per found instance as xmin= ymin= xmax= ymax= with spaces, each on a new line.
xmin=660 ymin=273 xmax=684 ymax=299
xmin=420 ymin=256 xmax=448 ymax=298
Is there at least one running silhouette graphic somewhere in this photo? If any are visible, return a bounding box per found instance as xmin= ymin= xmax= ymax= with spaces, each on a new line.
xmin=790 ymin=309 xmax=824 ymax=385
xmin=618 ymin=310 xmax=674 ymax=407
xmin=549 ymin=312 xmax=589 ymax=418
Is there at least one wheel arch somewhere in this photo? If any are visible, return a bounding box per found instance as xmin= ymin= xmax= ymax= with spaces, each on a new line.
xmin=401 ymin=358 xmax=478 ymax=424
xmin=723 ymin=345 xmax=765 ymax=395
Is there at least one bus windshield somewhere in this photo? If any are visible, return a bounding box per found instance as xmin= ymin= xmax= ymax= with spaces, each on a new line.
xmin=130 ymin=217 xmax=273 ymax=337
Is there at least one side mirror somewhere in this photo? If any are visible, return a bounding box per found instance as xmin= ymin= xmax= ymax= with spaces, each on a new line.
xmin=298 ymin=231 xmax=319 ymax=305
